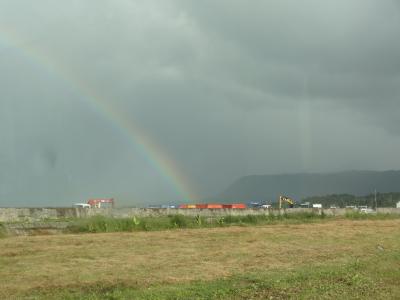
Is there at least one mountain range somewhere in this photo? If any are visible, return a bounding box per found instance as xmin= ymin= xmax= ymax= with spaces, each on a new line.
xmin=217 ymin=170 xmax=400 ymax=203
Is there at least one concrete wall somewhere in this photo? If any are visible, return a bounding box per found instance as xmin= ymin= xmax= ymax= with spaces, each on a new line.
xmin=0 ymin=208 xmax=86 ymax=222
xmin=376 ymin=208 xmax=400 ymax=214
xmin=1 ymin=207 xmax=400 ymax=223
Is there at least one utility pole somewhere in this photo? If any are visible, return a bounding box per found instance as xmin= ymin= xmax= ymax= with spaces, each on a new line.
xmin=374 ymin=189 xmax=378 ymax=210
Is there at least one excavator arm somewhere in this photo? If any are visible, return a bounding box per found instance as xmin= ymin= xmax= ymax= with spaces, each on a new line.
xmin=279 ymin=195 xmax=295 ymax=209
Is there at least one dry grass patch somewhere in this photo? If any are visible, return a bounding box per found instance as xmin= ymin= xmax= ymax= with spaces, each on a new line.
xmin=0 ymin=219 xmax=399 ymax=298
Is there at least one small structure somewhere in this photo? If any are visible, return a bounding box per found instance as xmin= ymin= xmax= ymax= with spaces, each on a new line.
xmin=87 ymin=198 xmax=115 ymax=208
xmin=397 ymin=201 xmax=400 ymax=208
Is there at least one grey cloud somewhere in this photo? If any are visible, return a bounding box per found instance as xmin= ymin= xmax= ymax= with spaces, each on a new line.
xmin=1 ymin=0 xmax=400 ymax=206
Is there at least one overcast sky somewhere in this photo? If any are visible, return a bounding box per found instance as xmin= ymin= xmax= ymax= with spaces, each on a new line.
xmin=1 ymin=0 xmax=400 ymax=206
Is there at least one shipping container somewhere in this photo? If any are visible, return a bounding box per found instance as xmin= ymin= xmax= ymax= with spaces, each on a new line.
xmin=196 ymin=204 xmax=208 ymax=209
xmin=178 ymin=204 xmax=188 ymax=209
xmin=187 ymin=204 xmax=196 ymax=209
xmin=232 ymin=203 xmax=247 ymax=209
xmin=223 ymin=203 xmax=247 ymax=209
xmin=206 ymin=204 xmax=223 ymax=209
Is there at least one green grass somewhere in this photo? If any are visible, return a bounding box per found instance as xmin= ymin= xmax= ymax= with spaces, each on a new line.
xmin=63 ymin=212 xmax=400 ymax=234
xmin=2 ymin=212 xmax=400 ymax=236
xmin=29 ymin=251 xmax=400 ymax=299
xmin=65 ymin=212 xmax=329 ymax=234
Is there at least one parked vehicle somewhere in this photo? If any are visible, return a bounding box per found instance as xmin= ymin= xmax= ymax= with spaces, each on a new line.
xmin=359 ymin=207 xmax=375 ymax=214
xmin=74 ymin=203 xmax=91 ymax=208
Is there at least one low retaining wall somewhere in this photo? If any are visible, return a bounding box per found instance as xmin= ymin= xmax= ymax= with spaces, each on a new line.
xmin=3 ymin=222 xmax=70 ymax=236
xmin=0 ymin=208 xmax=87 ymax=223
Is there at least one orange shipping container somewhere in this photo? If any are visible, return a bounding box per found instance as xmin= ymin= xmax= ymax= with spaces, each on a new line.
xmin=231 ymin=203 xmax=247 ymax=209
xmin=187 ymin=204 xmax=196 ymax=209
xmin=179 ymin=204 xmax=188 ymax=209
xmin=206 ymin=204 xmax=223 ymax=209
xmin=223 ymin=203 xmax=247 ymax=209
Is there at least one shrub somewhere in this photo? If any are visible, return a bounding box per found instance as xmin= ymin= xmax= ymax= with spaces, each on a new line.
xmin=170 ymin=215 xmax=188 ymax=228
xmin=242 ymin=215 xmax=259 ymax=224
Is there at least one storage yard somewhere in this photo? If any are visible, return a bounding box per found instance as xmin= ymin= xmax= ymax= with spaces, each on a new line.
xmin=1 ymin=218 xmax=400 ymax=299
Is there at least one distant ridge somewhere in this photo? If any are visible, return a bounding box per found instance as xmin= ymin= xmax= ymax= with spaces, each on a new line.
xmin=218 ymin=170 xmax=400 ymax=202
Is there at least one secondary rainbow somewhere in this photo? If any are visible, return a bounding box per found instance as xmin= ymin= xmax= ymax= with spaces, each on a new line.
xmin=0 ymin=27 xmax=195 ymax=201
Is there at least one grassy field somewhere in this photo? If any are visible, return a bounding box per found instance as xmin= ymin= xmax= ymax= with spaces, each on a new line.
xmin=64 ymin=212 xmax=330 ymax=233
xmin=55 ymin=211 xmax=400 ymax=234
xmin=1 ymin=219 xmax=399 ymax=299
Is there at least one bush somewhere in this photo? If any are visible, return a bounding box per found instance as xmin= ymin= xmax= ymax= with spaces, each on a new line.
xmin=170 ymin=215 xmax=188 ymax=228
xmin=242 ymin=215 xmax=260 ymax=224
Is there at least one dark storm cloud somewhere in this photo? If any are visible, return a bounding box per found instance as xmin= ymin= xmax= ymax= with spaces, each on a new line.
xmin=1 ymin=0 xmax=400 ymax=206
xmin=176 ymin=1 xmax=400 ymax=99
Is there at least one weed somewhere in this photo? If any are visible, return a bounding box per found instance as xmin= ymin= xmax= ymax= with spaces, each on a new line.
xmin=195 ymin=215 xmax=202 ymax=226
xmin=132 ymin=216 xmax=140 ymax=226
xmin=0 ymin=223 xmax=6 ymax=238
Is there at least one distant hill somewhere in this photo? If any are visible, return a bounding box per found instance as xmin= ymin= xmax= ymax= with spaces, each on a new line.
xmin=218 ymin=170 xmax=400 ymax=203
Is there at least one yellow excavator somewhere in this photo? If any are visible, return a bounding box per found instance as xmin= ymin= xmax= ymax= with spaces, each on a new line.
xmin=279 ymin=195 xmax=295 ymax=209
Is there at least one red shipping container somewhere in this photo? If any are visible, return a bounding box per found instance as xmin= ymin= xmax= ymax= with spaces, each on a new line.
xmin=196 ymin=204 xmax=208 ymax=209
xmin=222 ymin=204 xmax=233 ymax=209
xmin=179 ymin=204 xmax=188 ymax=209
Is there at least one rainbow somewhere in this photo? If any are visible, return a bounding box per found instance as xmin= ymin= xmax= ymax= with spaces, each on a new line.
xmin=0 ymin=26 xmax=195 ymax=201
